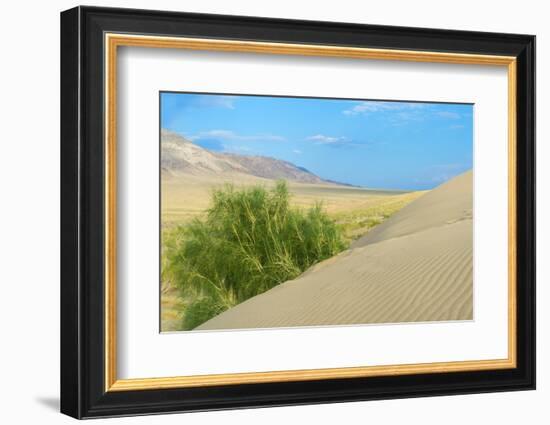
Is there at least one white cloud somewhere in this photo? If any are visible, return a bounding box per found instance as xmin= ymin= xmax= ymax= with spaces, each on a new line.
xmin=190 ymin=130 xmax=285 ymax=142
xmin=306 ymin=134 xmax=347 ymax=145
xmin=195 ymin=95 xmax=236 ymax=109
xmin=292 ymin=149 xmax=302 ymax=154
xmin=343 ymin=101 xmax=425 ymax=116
xmin=343 ymin=101 xmax=469 ymax=129
xmin=436 ymin=111 xmax=461 ymax=120
xmin=306 ymin=134 xmax=378 ymax=149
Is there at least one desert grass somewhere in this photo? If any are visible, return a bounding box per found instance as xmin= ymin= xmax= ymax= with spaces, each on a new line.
xmin=332 ymin=191 xmax=426 ymax=243
xmin=161 ymin=173 xmax=417 ymax=226
xmin=163 ymin=181 xmax=346 ymax=330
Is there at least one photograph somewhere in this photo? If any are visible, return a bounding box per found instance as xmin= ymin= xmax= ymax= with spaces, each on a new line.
xmin=160 ymin=93 xmax=474 ymax=332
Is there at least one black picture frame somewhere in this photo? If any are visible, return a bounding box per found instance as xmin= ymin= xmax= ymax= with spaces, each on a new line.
xmin=60 ymin=5 xmax=535 ymax=419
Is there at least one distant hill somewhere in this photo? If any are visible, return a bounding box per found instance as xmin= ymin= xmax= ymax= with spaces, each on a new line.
xmin=161 ymin=129 xmax=331 ymax=185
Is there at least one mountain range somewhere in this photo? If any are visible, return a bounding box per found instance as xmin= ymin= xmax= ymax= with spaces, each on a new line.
xmin=161 ymin=129 xmax=331 ymax=185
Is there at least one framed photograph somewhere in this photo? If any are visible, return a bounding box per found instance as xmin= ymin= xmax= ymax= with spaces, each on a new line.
xmin=60 ymin=6 xmax=535 ymax=419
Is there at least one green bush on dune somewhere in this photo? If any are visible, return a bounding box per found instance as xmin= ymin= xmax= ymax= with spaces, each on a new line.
xmin=163 ymin=181 xmax=346 ymax=330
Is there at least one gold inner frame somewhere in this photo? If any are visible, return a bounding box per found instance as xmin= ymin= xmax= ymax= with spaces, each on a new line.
xmin=104 ymin=33 xmax=518 ymax=392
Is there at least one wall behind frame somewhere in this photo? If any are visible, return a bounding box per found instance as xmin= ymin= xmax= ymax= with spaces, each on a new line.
xmin=0 ymin=1 xmax=543 ymax=424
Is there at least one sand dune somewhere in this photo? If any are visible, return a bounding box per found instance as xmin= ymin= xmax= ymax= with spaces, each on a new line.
xmin=196 ymin=171 xmax=473 ymax=330
xmin=352 ymin=170 xmax=473 ymax=247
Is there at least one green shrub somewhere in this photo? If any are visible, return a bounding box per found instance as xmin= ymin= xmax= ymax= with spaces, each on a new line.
xmin=163 ymin=181 xmax=346 ymax=330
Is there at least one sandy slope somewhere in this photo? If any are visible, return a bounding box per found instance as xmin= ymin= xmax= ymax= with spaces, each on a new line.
xmin=352 ymin=170 xmax=473 ymax=247
xmin=196 ymin=171 xmax=473 ymax=330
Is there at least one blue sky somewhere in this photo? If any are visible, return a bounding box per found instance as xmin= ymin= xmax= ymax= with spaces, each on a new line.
xmin=161 ymin=92 xmax=473 ymax=190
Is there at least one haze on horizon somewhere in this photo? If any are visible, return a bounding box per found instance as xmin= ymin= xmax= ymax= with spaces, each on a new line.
xmin=161 ymin=92 xmax=473 ymax=190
